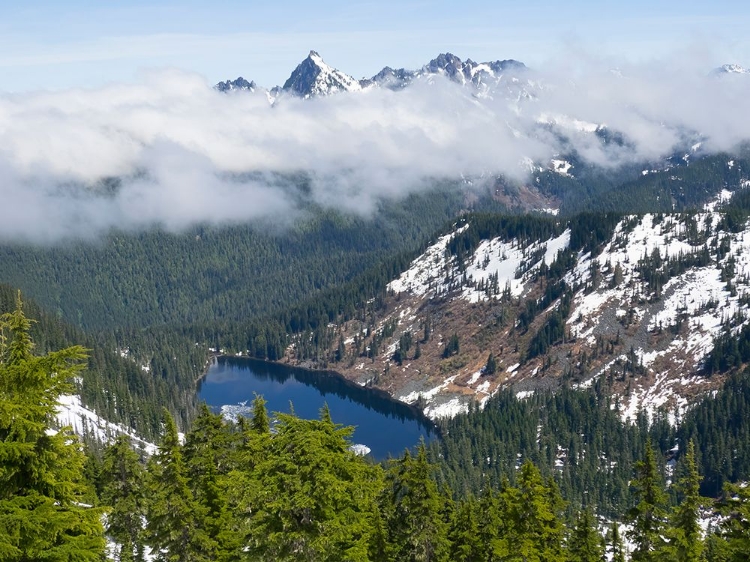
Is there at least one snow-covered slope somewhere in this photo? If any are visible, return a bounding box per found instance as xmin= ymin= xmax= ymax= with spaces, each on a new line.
xmin=300 ymin=182 xmax=750 ymax=423
xmin=55 ymin=394 xmax=157 ymax=454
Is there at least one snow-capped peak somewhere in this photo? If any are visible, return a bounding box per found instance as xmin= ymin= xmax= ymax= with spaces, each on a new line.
xmin=713 ymin=63 xmax=750 ymax=75
xmin=214 ymin=76 xmax=257 ymax=92
xmin=282 ymin=50 xmax=363 ymax=98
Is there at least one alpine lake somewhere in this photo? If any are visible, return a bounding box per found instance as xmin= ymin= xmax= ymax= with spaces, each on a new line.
xmin=198 ymin=356 xmax=437 ymax=460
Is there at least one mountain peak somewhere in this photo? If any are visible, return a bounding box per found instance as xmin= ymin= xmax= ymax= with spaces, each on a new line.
xmin=713 ymin=63 xmax=749 ymax=75
xmin=217 ymin=51 xmax=532 ymax=99
xmin=282 ymin=51 xmax=362 ymax=98
xmin=214 ymin=76 xmax=257 ymax=93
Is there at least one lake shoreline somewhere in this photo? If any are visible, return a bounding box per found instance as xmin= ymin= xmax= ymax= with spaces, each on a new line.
xmin=197 ymin=353 xmax=437 ymax=429
xmin=197 ymin=355 xmax=440 ymax=458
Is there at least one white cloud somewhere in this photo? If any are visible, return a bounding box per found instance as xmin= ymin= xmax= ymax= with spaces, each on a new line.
xmin=1 ymin=54 xmax=749 ymax=243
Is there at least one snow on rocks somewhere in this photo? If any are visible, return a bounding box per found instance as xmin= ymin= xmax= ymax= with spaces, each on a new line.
xmin=461 ymin=230 xmax=570 ymax=303
xmin=390 ymin=225 xmax=571 ymax=305
xmin=350 ymin=443 xmax=372 ymax=456
xmin=381 ymin=203 xmax=750 ymax=424
xmin=550 ymin=159 xmax=573 ymax=176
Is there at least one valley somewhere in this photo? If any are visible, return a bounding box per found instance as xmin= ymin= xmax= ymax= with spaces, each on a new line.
xmin=3 ymin=40 xmax=750 ymax=560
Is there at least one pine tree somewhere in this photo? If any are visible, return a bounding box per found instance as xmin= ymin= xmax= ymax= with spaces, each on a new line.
xmin=476 ymin=485 xmax=506 ymax=561
xmin=627 ymin=441 xmax=668 ymax=561
xmin=245 ymin=405 xmax=382 ymax=561
xmin=484 ymin=353 xmax=497 ymax=376
xmin=569 ymin=508 xmax=605 ymax=562
xmin=100 ymin=435 xmax=147 ymax=562
xmin=182 ymin=405 xmax=241 ymax=562
xmin=497 ymin=461 xmax=566 ymax=561
xmin=610 ymin=522 xmax=626 ymax=562
xmin=702 ymin=528 xmax=730 ymax=562
xmin=718 ymin=479 xmax=750 ymax=562
xmin=250 ymin=393 xmax=270 ymax=435
xmin=145 ymin=408 xmax=210 ymax=562
xmin=663 ymin=440 xmax=703 ymax=562
xmin=382 ymin=444 xmax=450 ymax=562
xmin=443 ymin=333 xmax=460 ymax=358
xmin=448 ymin=497 xmax=483 ymax=562
xmin=0 ymin=292 xmax=105 ymax=561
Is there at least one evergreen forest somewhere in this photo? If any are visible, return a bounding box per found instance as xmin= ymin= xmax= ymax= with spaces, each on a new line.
xmin=4 ymin=153 xmax=750 ymax=561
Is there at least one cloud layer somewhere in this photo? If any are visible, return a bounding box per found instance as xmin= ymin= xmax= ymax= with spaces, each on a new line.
xmin=0 ymin=59 xmax=748 ymax=243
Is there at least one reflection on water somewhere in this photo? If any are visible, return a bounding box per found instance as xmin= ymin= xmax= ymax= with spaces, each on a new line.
xmin=198 ymin=357 xmax=437 ymax=460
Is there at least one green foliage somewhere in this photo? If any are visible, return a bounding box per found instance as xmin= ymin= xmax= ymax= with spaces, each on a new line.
xmin=145 ymin=409 xmax=210 ymax=562
xmin=86 ymin=393 xmax=750 ymax=562
xmin=484 ymin=352 xmax=497 ymax=376
xmin=100 ymin=435 xmax=147 ymax=562
xmin=717 ymin=481 xmax=750 ymax=561
xmin=663 ymin=440 xmax=704 ymax=562
xmin=240 ymin=406 xmax=383 ymax=561
xmin=443 ymin=333 xmax=460 ymax=358
xmin=627 ymin=441 xmax=668 ymax=561
xmin=0 ymin=284 xmax=200 ymax=441
xmin=0 ymin=293 xmax=105 ymax=561
xmin=568 ymin=509 xmax=605 ymax=562
xmin=448 ymin=497 xmax=483 ymax=562
xmin=609 ymin=522 xmax=626 ymax=562
xmin=0 ymin=190 xmax=466 ymax=334
xmin=381 ymin=444 xmax=451 ymax=562
xmin=427 ymin=384 xmax=662 ymax=517
xmin=676 ymin=368 xmax=750 ymax=497
xmin=498 ymin=461 xmax=566 ymax=561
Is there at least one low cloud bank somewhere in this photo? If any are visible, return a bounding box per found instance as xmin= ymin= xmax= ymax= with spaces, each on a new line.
xmin=0 ymin=58 xmax=748 ymax=242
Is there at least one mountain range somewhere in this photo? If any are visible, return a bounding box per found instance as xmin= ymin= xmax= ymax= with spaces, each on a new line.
xmin=216 ymin=50 xmax=747 ymax=100
xmin=216 ymin=50 xmax=529 ymax=99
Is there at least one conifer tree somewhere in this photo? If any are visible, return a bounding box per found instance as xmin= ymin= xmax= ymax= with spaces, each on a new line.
xmin=627 ymin=441 xmax=668 ymax=561
xmin=382 ymin=443 xmax=450 ymax=562
xmin=484 ymin=353 xmax=497 ymax=376
xmin=498 ymin=461 xmax=566 ymax=561
xmin=100 ymin=435 xmax=147 ymax=562
xmin=610 ymin=522 xmax=626 ymax=562
xmin=250 ymin=393 xmax=270 ymax=435
xmin=245 ymin=406 xmax=382 ymax=561
xmin=182 ymin=405 xmax=241 ymax=562
xmin=702 ymin=528 xmax=730 ymax=562
xmin=664 ymin=440 xmax=703 ymax=562
xmin=0 ymin=292 xmax=105 ymax=561
xmin=145 ymin=408 xmax=210 ymax=562
xmin=569 ymin=508 xmax=605 ymax=562
xmin=476 ymin=485 xmax=505 ymax=561
xmin=448 ymin=497 xmax=483 ymax=562
xmin=718 ymin=479 xmax=750 ymax=561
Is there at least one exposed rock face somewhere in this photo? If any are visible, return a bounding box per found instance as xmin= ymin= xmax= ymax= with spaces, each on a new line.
xmin=281 ymin=50 xmax=363 ymax=98
xmin=215 ymin=77 xmax=257 ymax=92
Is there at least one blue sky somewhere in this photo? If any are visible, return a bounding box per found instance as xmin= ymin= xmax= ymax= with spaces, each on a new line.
xmin=1 ymin=0 xmax=749 ymax=91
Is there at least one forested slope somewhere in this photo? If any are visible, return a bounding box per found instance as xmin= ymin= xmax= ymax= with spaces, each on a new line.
xmin=0 ymin=188 xmax=466 ymax=333
xmin=0 ymin=286 xmax=203 ymax=438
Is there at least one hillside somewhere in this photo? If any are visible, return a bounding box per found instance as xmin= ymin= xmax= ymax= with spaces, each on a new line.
xmin=0 ymin=286 xmax=201 ymax=441
xmin=279 ymin=178 xmax=750 ymax=425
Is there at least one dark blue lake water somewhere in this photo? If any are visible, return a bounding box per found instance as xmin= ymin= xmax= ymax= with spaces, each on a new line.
xmin=198 ymin=357 xmax=437 ymax=460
